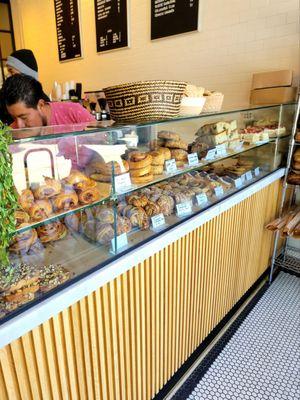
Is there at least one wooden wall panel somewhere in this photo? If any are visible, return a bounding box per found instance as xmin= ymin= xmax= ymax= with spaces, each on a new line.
xmin=0 ymin=180 xmax=280 ymax=400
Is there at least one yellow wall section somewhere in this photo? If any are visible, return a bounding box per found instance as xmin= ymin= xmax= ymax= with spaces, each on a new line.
xmin=10 ymin=0 xmax=299 ymax=109
xmin=0 ymin=180 xmax=280 ymax=400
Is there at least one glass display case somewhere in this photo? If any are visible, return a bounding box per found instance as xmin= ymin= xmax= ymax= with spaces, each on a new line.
xmin=0 ymin=103 xmax=296 ymax=322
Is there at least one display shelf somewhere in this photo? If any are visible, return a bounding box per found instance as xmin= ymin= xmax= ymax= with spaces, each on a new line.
xmin=115 ymin=140 xmax=275 ymax=196
xmin=15 ymin=193 xmax=112 ymax=234
xmin=274 ymin=246 xmax=300 ymax=276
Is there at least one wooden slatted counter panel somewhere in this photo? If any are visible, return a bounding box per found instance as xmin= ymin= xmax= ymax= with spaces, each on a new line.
xmin=0 ymin=180 xmax=280 ymax=400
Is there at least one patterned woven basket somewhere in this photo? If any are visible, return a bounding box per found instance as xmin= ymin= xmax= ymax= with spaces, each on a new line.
xmin=202 ymin=92 xmax=224 ymax=113
xmin=103 ymin=80 xmax=187 ymax=122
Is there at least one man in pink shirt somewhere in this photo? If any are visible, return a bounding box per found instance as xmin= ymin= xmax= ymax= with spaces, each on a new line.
xmin=2 ymin=74 xmax=95 ymax=128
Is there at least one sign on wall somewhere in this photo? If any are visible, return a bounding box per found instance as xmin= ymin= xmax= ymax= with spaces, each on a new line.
xmin=54 ymin=0 xmax=82 ymax=62
xmin=94 ymin=0 xmax=129 ymax=53
xmin=151 ymin=0 xmax=200 ymax=40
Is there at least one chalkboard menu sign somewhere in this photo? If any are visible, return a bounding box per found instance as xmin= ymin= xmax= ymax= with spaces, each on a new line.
xmin=54 ymin=0 xmax=82 ymax=61
xmin=94 ymin=0 xmax=129 ymax=52
xmin=151 ymin=0 xmax=200 ymax=40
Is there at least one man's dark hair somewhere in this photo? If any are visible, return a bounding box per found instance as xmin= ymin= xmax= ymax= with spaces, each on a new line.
xmin=2 ymin=74 xmax=49 ymax=108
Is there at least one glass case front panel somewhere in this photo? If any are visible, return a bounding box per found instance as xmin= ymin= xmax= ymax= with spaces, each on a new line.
xmin=0 ymin=103 xmax=296 ymax=323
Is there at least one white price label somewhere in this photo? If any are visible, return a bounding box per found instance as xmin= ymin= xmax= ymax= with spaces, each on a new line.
xmin=214 ymin=186 xmax=224 ymax=197
xmin=254 ymin=167 xmax=260 ymax=177
xmin=151 ymin=213 xmax=166 ymax=230
xmin=234 ymin=178 xmax=243 ymax=188
xmin=246 ymin=171 xmax=253 ymax=181
xmin=111 ymin=233 xmax=128 ymax=253
xmin=205 ymin=148 xmax=217 ymax=161
xmin=114 ymin=173 xmax=132 ymax=193
xmin=196 ymin=193 xmax=208 ymax=207
xmin=216 ymin=144 xmax=227 ymax=157
xmin=165 ymin=159 xmax=177 ymax=173
xmin=188 ymin=152 xmax=199 ymax=166
xmin=240 ymin=174 xmax=246 ymax=183
xmin=176 ymin=202 xmax=192 ymax=217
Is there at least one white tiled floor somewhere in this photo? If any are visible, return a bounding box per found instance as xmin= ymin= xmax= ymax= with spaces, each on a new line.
xmin=173 ymin=272 xmax=300 ymax=400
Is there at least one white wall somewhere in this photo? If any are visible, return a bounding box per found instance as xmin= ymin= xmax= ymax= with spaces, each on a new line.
xmin=11 ymin=0 xmax=300 ymax=109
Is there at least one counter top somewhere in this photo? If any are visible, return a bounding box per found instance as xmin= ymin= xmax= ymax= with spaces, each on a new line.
xmin=0 ymin=168 xmax=285 ymax=349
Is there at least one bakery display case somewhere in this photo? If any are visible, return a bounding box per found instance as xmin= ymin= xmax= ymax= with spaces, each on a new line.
xmin=0 ymin=102 xmax=296 ymax=323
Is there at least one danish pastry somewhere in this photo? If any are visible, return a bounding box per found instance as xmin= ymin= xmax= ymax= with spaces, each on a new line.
xmin=18 ymin=189 xmax=34 ymax=211
xmin=144 ymin=201 xmax=161 ymax=217
xmin=15 ymin=210 xmax=30 ymax=227
xmin=53 ymin=190 xmax=79 ymax=211
xmin=148 ymin=151 xmax=165 ymax=166
xmin=131 ymin=173 xmax=154 ymax=184
xmin=130 ymin=164 xmax=152 ymax=177
xmin=78 ymin=186 xmax=102 ymax=204
xmin=65 ymin=170 xmax=90 ymax=188
xmin=128 ymin=152 xmax=152 ymax=169
xmin=126 ymin=194 xmax=148 ymax=208
xmin=37 ymin=221 xmax=68 ymax=243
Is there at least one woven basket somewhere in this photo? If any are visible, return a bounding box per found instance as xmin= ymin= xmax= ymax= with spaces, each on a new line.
xmin=103 ymin=80 xmax=187 ymax=123
xmin=202 ymin=92 xmax=224 ymax=113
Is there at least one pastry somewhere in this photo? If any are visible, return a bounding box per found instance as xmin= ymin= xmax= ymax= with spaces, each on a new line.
xmin=165 ymin=140 xmax=188 ymax=150
xmin=116 ymin=216 xmax=132 ymax=235
xmin=94 ymin=206 xmax=115 ymax=224
xmin=65 ymin=170 xmax=90 ymax=189
xmin=29 ymin=200 xmax=53 ymax=221
xmin=37 ymin=221 xmax=67 ymax=243
xmin=15 ymin=210 xmax=30 ymax=227
xmin=144 ymin=201 xmax=161 ymax=217
xmin=157 ymin=147 xmax=171 ymax=160
xmin=18 ymin=189 xmax=35 ymax=211
xmin=157 ymin=195 xmax=175 ymax=216
xmin=295 ymin=131 xmax=300 ymax=142
xmin=151 ymin=165 xmax=164 ymax=175
xmin=191 ymin=142 xmax=209 ymax=157
xmin=128 ymin=152 xmax=152 ymax=169
xmin=130 ymin=164 xmax=152 ymax=177
xmin=9 ymin=227 xmax=38 ymax=254
xmin=0 ymin=263 xmax=39 ymax=293
xmin=95 ymin=223 xmax=115 ymax=245
xmin=39 ymin=264 xmax=72 ymax=292
xmin=53 ymin=190 xmax=79 ymax=211
xmin=131 ymin=173 xmax=154 ymax=184
xmin=158 ymin=131 xmax=180 ymax=141
xmin=148 ymin=151 xmax=165 ymax=166
xmin=292 ymin=161 xmax=300 ymax=171
xmin=170 ymin=149 xmax=188 ymax=161
xmin=287 ymin=173 xmax=300 ymax=185
xmin=126 ymin=194 xmax=148 ymax=208
xmin=75 ymin=178 xmax=97 ymax=191
xmin=174 ymin=193 xmax=191 ymax=204
xmin=78 ymin=186 xmax=102 ymax=204
xmin=32 ymin=177 xmax=62 ymax=200
xmin=90 ymin=173 xmax=112 ymax=183
xmin=88 ymin=160 xmax=129 ymax=176
xmin=64 ymin=213 xmax=81 ymax=231
xmin=122 ymin=206 xmax=149 ymax=230
xmin=294 ymin=149 xmax=300 ymax=162
xmin=176 ymin=161 xmax=185 ymax=168
xmin=149 ymin=139 xmax=165 ymax=150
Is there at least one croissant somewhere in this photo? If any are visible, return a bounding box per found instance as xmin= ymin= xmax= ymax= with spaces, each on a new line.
xmin=78 ymin=186 xmax=102 ymax=205
xmin=29 ymin=200 xmax=53 ymax=221
xmin=18 ymin=189 xmax=34 ymax=211
xmin=64 ymin=213 xmax=81 ymax=231
xmin=15 ymin=210 xmax=30 ymax=227
xmin=9 ymin=225 xmax=38 ymax=253
xmin=65 ymin=170 xmax=90 ymax=189
xmin=37 ymin=221 xmax=68 ymax=243
xmin=32 ymin=177 xmax=62 ymax=199
xmin=53 ymin=190 xmax=79 ymax=211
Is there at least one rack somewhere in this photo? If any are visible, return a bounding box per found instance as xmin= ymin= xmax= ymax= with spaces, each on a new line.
xmin=269 ymin=95 xmax=300 ymax=282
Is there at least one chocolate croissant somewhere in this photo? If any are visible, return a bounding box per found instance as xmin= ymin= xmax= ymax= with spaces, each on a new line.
xmin=29 ymin=200 xmax=53 ymax=221
xmin=32 ymin=177 xmax=62 ymax=200
xmin=78 ymin=186 xmax=102 ymax=205
xmin=53 ymin=190 xmax=79 ymax=211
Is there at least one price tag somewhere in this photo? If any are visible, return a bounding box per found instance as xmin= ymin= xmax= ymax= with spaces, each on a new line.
xmin=196 ymin=193 xmax=208 ymax=207
xmin=205 ymin=148 xmax=216 ymax=161
xmin=111 ymin=233 xmax=128 ymax=253
xmin=246 ymin=171 xmax=253 ymax=181
xmin=165 ymin=159 xmax=177 ymax=174
xmin=151 ymin=213 xmax=166 ymax=230
xmin=188 ymin=152 xmax=199 ymax=166
xmin=176 ymin=202 xmax=192 ymax=217
xmin=114 ymin=173 xmax=132 ymax=193
xmin=240 ymin=174 xmax=246 ymax=183
xmin=214 ymin=186 xmax=224 ymax=197
xmin=254 ymin=167 xmax=260 ymax=177
xmin=234 ymin=178 xmax=243 ymax=188
xmin=216 ymin=144 xmax=227 ymax=157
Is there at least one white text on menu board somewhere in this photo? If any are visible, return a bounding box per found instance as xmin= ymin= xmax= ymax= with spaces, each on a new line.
xmin=97 ymin=0 xmax=123 ymax=47
xmin=154 ymin=0 xmax=196 ymax=17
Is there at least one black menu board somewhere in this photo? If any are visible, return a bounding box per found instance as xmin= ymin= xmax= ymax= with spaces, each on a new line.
xmin=151 ymin=0 xmax=200 ymax=40
xmin=94 ymin=0 xmax=128 ymax=52
xmin=54 ymin=0 xmax=82 ymax=61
